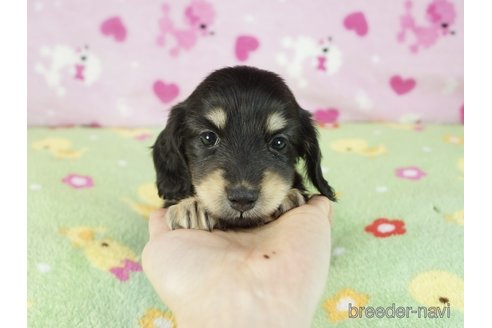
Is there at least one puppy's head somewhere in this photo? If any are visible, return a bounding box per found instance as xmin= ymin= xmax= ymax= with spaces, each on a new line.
xmin=153 ymin=66 xmax=335 ymax=228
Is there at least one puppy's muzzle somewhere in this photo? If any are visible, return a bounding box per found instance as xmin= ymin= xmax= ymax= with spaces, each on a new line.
xmin=226 ymin=186 xmax=259 ymax=212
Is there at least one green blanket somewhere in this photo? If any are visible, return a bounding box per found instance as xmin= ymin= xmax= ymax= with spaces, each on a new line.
xmin=27 ymin=123 xmax=464 ymax=327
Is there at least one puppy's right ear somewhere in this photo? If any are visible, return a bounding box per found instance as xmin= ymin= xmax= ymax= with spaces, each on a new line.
xmin=152 ymin=103 xmax=193 ymax=202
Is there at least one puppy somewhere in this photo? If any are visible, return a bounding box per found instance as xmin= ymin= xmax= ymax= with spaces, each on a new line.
xmin=152 ymin=66 xmax=336 ymax=230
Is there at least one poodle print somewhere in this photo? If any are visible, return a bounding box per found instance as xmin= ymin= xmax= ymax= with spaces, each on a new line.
xmin=276 ymin=36 xmax=342 ymax=88
xmin=397 ymin=0 xmax=457 ymax=53
xmin=35 ymin=44 xmax=102 ymax=96
xmin=156 ymin=0 xmax=215 ymax=57
xmin=60 ymin=226 xmax=142 ymax=281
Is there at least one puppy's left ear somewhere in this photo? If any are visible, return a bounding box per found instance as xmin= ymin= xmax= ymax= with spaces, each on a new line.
xmin=298 ymin=109 xmax=337 ymax=201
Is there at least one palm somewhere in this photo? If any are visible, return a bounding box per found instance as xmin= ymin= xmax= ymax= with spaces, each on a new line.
xmin=142 ymin=197 xmax=332 ymax=324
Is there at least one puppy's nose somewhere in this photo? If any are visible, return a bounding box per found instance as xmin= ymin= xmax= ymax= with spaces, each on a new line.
xmin=227 ymin=187 xmax=258 ymax=212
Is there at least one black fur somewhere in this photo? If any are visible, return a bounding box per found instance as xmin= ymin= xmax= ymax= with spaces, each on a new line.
xmin=152 ymin=66 xmax=336 ymax=214
xmin=152 ymin=104 xmax=193 ymax=203
xmin=298 ymin=109 xmax=337 ymax=200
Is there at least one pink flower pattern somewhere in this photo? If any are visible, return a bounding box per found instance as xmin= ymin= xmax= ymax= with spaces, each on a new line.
xmin=62 ymin=174 xmax=94 ymax=189
xmin=395 ymin=166 xmax=427 ymax=180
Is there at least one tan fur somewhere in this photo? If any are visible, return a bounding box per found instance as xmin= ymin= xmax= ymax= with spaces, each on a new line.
xmin=165 ymin=197 xmax=215 ymax=230
xmin=205 ymin=107 xmax=227 ymax=129
xmin=252 ymin=170 xmax=291 ymax=219
xmin=237 ymin=181 xmax=254 ymax=189
xmin=266 ymin=112 xmax=287 ymax=133
xmin=194 ymin=169 xmax=229 ymax=218
xmin=169 ymin=170 xmax=302 ymax=230
xmin=272 ymin=188 xmax=306 ymax=219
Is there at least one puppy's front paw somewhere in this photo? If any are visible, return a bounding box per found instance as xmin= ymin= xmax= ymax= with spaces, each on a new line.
xmin=166 ymin=197 xmax=216 ymax=231
xmin=272 ymin=188 xmax=306 ymax=219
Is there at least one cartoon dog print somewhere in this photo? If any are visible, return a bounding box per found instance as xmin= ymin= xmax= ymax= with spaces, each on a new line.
xmin=60 ymin=226 xmax=142 ymax=281
xmin=32 ymin=137 xmax=87 ymax=159
xmin=409 ymin=270 xmax=463 ymax=311
xmin=457 ymin=157 xmax=463 ymax=180
xmin=330 ymin=138 xmax=386 ymax=157
xmin=444 ymin=209 xmax=463 ymax=225
xmin=123 ymin=182 xmax=162 ymax=218
xmin=35 ymin=44 xmax=102 ymax=96
xmin=156 ymin=0 xmax=215 ymax=57
xmin=397 ymin=0 xmax=457 ymax=53
xmin=110 ymin=128 xmax=154 ymax=141
xmin=276 ymin=36 xmax=342 ymax=88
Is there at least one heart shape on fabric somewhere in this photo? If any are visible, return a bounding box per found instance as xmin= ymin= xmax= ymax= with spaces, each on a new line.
xmin=313 ymin=108 xmax=339 ymax=124
xmin=101 ymin=17 xmax=127 ymax=42
xmin=343 ymin=12 xmax=368 ymax=37
xmin=390 ymin=75 xmax=416 ymax=95
xmin=235 ymin=35 xmax=260 ymax=61
xmin=153 ymin=81 xmax=179 ymax=103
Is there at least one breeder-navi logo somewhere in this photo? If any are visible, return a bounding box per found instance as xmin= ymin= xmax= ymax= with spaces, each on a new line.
xmin=348 ymin=303 xmax=451 ymax=319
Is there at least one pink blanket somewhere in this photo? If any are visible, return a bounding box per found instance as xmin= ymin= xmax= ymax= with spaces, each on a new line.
xmin=28 ymin=0 xmax=463 ymax=126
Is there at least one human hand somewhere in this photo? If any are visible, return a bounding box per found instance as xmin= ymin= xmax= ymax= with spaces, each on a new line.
xmin=142 ymin=196 xmax=333 ymax=328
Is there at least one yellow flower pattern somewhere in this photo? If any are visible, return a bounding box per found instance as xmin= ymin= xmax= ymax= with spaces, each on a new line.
xmin=324 ymin=288 xmax=369 ymax=322
xmin=139 ymin=308 xmax=176 ymax=328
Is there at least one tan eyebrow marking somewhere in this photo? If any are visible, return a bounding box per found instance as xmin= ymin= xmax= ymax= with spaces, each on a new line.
xmin=205 ymin=108 xmax=227 ymax=129
xmin=266 ymin=112 xmax=287 ymax=133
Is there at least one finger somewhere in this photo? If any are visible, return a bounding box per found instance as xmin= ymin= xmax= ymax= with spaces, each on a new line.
xmin=307 ymin=196 xmax=333 ymax=224
xmin=148 ymin=208 xmax=169 ymax=240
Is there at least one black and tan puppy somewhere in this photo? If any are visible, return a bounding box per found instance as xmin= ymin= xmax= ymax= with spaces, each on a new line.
xmin=152 ymin=66 xmax=336 ymax=230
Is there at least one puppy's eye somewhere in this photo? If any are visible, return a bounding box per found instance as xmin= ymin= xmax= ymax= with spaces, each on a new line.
xmin=200 ymin=131 xmax=219 ymax=147
xmin=270 ymin=136 xmax=287 ymax=151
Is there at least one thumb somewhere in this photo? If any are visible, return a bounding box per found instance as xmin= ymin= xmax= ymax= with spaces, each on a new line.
xmin=148 ymin=208 xmax=169 ymax=240
xmin=307 ymin=196 xmax=333 ymax=224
